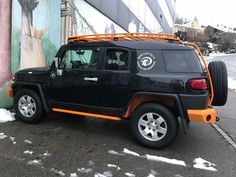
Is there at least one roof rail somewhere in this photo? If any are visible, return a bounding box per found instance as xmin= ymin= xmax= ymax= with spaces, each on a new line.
xmin=68 ymin=33 xmax=181 ymax=44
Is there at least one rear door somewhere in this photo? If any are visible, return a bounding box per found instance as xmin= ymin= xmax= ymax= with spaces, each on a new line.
xmin=99 ymin=48 xmax=131 ymax=109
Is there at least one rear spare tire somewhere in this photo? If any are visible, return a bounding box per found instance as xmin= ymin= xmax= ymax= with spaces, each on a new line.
xmin=208 ymin=61 xmax=228 ymax=106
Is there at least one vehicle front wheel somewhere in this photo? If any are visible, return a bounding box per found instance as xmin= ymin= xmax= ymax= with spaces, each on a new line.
xmin=130 ymin=103 xmax=177 ymax=149
xmin=14 ymin=89 xmax=44 ymax=123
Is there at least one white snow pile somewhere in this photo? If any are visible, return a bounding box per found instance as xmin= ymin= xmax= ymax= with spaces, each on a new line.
xmin=107 ymin=164 xmax=121 ymax=171
xmin=228 ymin=77 xmax=236 ymax=91
xmin=9 ymin=136 xmax=16 ymax=144
xmin=27 ymin=159 xmax=42 ymax=165
xmin=145 ymin=154 xmax=186 ymax=167
xmin=70 ymin=173 xmax=78 ymax=177
xmin=77 ymin=167 xmax=93 ymax=173
xmin=95 ymin=171 xmax=113 ymax=177
xmin=125 ymin=172 xmax=136 ymax=177
xmin=193 ymin=157 xmax=217 ymax=172
xmin=24 ymin=150 xmax=33 ymax=155
xmin=123 ymin=148 xmax=140 ymax=157
xmin=24 ymin=140 xmax=32 ymax=144
xmin=0 ymin=109 xmax=15 ymax=123
xmin=0 ymin=133 xmax=7 ymax=139
xmin=51 ymin=168 xmax=65 ymax=176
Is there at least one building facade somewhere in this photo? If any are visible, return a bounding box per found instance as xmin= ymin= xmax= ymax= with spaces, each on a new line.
xmin=0 ymin=0 xmax=176 ymax=107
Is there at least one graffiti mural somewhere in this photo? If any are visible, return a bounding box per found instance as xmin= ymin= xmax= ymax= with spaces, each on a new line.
xmin=0 ymin=0 xmax=61 ymax=107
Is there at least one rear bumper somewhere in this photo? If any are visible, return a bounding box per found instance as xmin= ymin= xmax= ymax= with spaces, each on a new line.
xmin=187 ymin=107 xmax=217 ymax=124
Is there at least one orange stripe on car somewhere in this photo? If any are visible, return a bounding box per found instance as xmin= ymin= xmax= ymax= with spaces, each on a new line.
xmin=52 ymin=108 xmax=122 ymax=121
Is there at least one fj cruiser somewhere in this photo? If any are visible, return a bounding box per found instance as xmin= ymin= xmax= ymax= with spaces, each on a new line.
xmin=7 ymin=33 xmax=228 ymax=149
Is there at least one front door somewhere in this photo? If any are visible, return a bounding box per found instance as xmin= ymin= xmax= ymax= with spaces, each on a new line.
xmin=48 ymin=47 xmax=103 ymax=109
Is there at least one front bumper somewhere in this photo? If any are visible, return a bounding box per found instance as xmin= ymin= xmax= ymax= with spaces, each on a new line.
xmin=187 ymin=107 xmax=217 ymax=124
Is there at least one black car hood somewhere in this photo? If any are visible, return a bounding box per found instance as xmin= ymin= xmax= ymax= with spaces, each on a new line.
xmin=17 ymin=66 xmax=50 ymax=74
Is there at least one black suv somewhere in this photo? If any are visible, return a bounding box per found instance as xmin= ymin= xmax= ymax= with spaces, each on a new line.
xmin=8 ymin=33 xmax=228 ymax=149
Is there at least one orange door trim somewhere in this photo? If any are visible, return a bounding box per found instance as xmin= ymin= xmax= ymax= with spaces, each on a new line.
xmin=52 ymin=108 xmax=122 ymax=121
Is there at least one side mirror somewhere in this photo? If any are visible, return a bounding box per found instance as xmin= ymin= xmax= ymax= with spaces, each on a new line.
xmin=57 ymin=69 xmax=63 ymax=76
xmin=53 ymin=57 xmax=59 ymax=68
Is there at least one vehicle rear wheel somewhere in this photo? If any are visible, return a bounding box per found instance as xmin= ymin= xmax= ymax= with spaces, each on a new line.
xmin=14 ymin=89 xmax=44 ymax=123
xmin=130 ymin=103 xmax=177 ymax=149
xmin=208 ymin=61 xmax=228 ymax=106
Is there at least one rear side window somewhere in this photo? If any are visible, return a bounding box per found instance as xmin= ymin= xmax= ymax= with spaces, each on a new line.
xmin=163 ymin=50 xmax=202 ymax=73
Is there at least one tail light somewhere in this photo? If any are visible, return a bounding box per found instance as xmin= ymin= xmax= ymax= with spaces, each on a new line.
xmin=188 ymin=79 xmax=207 ymax=90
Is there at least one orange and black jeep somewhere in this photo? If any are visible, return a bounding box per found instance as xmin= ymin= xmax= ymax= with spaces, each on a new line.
xmin=7 ymin=33 xmax=228 ymax=148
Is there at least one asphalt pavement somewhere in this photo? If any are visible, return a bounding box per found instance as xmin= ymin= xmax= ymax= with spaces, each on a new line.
xmin=0 ymin=111 xmax=236 ymax=177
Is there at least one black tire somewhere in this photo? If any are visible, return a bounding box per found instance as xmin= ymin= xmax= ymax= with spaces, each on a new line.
xmin=130 ymin=103 xmax=177 ymax=149
xmin=14 ymin=89 xmax=44 ymax=123
xmin=208 ymin=61 xmax=228 ymax=106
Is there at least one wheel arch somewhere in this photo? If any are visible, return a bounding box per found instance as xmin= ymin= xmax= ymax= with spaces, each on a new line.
xmin=124 ymin=92 xmax=189 ymax=133
xmin=12 ymin=82 xmax=50 ymax=113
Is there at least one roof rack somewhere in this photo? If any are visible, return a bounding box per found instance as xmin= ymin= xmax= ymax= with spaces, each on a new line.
xmin=68 ymin=33 xmax=181 ymax=44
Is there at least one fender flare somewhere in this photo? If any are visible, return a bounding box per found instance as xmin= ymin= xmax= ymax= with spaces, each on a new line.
xmin=12 ymin=82 xmax=50 ymax=113
xmin=125 ymin=92 xmax=189 ymax=133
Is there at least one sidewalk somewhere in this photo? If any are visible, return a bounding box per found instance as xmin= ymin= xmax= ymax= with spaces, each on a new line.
xmin=215 ymin=89 xmax=236 ymax=142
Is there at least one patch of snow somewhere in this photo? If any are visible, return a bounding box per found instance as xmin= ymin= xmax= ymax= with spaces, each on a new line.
xmin=193 ymin=157 xmax=217 ymax=172
xmin=108 ymin=150 xmax=124 ymax=156
xmin=107 ymin=164 xmax=120 ymax=170
xmin=209 ymin=52 xmax=226 ymax=57
xmin=51 ymin=168 xmax=65 ymax=176
xmin=70 ymin=173 xmax=78 ymax=177
xmin=24 ymin=150 xmax=33 ymax=155
xmin=27 ymin=159 xmax=41 ymax=165
xmin=145 ymin=154 xmax=186 ymax=167
xmin=24 ymin=140 xmax=32 ymax=144
xmin=123 ymin=148 xmax=140 ymax=157
xmin=147 ymin=170 xmax=158 ymax=177
xmin=125 ymin=172 xmax=135 ymax=177
xmin=95 ymin=171 xmax=112 ymax=177
xmin=88 ymin=160 xmax=95 ymax=166
xmin=0 ymin=109 xmax=15 ymax=123
xmin=9 ymin=137 xmax=16 ymax=144
xmin=0 ymin=133 xmax=7 ymax=139
xmin=174 ymin=175 xmax=184 ymax=177
xmin=77 ymin=167 xmax=93 ymax=173
xmin=228 ymin=77 xmax=236 ymax=91
xmin=42 ymin=151 xmax=51 ymax=157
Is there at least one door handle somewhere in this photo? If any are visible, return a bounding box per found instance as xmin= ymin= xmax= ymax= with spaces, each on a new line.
xmin=84 ymin=77 xmax=98 ymax=82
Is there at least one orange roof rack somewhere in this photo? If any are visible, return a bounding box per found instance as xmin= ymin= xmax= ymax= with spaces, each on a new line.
xmin=68 ymin=33 xmax=181 ymax=44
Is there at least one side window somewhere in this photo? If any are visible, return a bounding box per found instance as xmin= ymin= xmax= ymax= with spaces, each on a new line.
xmin=60 ymin=48 xmax=99 ymax=70
xmin=105 ymin=49 xmax=129 ymax=70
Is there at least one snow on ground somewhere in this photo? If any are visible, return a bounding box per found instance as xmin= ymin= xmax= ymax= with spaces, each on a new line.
xmin=24 ymin=140 xmax=32 ymax=144
xmin=0 ymin=133 xmax=7 ymax=139
xmin=107 ymin=164 xmax=121 ymax=171
xmin=0 ymin=109 xmax=15 ymax=123
xmin=9 ymin=136 xmax=16 ymax=144
xmin=108 ymin=150 xmax=124 ymax=156
xmin=77 ymin=167 xmax=93 ymax=173
xmin=50 ymin=168 xmax=65 ymax=176
xmin=147 ymin=170 xmax=158 ymax=177
xmin=123 ymin=148 xmax=140 ymax=157
xmin=27 ymin=159 xmax=42 ymax=165
xmin=95 ymin=171 xmax=113 ymax=177
xmin=193 ymin=157 xmax=217 ymax=172
xmin=70 ymin=173 xmax=78 ymax=177
xmin=24 ymin=150 xmax=33 ymax=155
xmin=124 ymin=172 xmax=136 ymax=177
xmin=228 ymin=77 xmax=236 ymax=91
xmin=145 ymin=154 xmax=186 ymax=167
